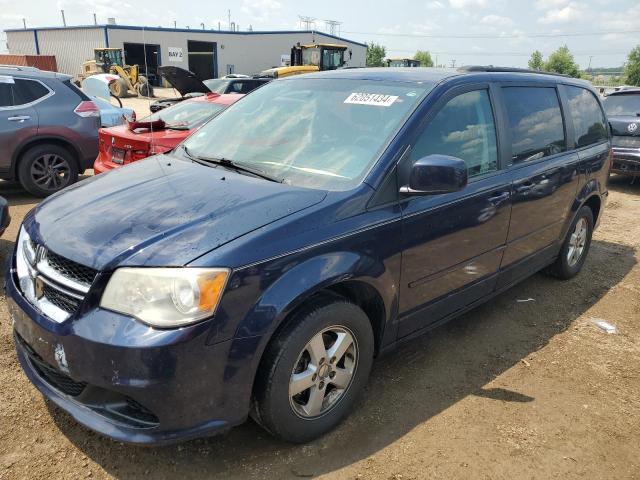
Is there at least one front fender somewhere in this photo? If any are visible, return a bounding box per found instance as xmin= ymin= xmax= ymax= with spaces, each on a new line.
xmin=235 ymin=250 xmax=397 ymax=341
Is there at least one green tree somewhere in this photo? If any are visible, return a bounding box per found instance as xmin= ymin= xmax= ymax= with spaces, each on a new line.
xmin=624 ymin=45 xmax=640 ymax=86
xmin=544 ymin=45 xmax=580 ymax=78
xmin=366 ymin=42 xmax=386 ymax=67
xmin=528 ymin=50 xmax=544 ymax=70
xmin=414 ymin=50 xmax=434 ymax=67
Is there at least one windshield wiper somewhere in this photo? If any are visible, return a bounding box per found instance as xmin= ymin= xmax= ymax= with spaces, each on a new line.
xmin=182 ymin=146 xmax=283 ymax=183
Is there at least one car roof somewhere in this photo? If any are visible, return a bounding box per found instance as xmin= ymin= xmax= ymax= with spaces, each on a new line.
xmin=0 ymin=66 xmax=71 ymax=81
xmin=290 ymin=67 xmax=593 ymax=88
xmin=607 ymin=88 xmax=640 ymax=96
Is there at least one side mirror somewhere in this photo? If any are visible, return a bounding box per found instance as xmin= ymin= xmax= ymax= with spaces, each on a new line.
xmin=400 ymin=154 xmax=468 ymax=195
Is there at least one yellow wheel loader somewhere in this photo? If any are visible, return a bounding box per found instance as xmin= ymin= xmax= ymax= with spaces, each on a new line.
xmin=259 ymin=43 xmax=351 ymax=79
xmin=79 ymin=48 xmax=153 ymax=98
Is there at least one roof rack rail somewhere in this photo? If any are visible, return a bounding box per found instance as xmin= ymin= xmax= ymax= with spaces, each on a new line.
xmin=0 ymin=65 xmax=40 ymax=71
xmin=458 ymin=65 xmax=571 ymax=78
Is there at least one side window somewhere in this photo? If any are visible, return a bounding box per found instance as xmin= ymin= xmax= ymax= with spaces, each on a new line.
xmin=0 ymin=83 xmax=15 ymax=107
xmin=410 ymin=89 xmax=498 ymax=179
xmin=565 ymin=86 xmax=608 ymax=148
xmin=502 ymin=87 xmax=565 ymax=164
xmin=13 ymin=79 xmax=49 ymax=105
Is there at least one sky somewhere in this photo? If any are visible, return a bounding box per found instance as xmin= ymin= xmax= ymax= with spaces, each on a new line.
xmin=1 ymin=0 xmax=639 ymax=69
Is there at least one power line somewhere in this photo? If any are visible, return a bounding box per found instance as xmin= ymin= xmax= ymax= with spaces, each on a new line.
xmin=343 ymin=29 xmax=640 ymax=39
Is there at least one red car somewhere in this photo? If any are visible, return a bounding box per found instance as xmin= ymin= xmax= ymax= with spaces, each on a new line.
xmin=94 ymin=93 xmax=241 ymax=174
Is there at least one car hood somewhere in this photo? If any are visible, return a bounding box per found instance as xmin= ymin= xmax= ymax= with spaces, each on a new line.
xmin=158 ymin=66 xmax=211 ymax=96
xmin=27 ymin=156 xmax=327 ymax=270
xmin=608 ymin=115 xmax=640 ymax=137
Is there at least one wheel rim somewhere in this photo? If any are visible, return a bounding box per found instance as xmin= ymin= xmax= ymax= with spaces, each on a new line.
xmin=289 ymin=325 xmax=357 ymax=419
xmin=567 ymin=217 xmax=588 ymax=267
xmin=30 ymin=154 xmax=71 ymax=191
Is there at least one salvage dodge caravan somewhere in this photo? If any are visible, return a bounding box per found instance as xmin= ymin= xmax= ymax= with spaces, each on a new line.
xmin=8 ymin=67 xmax=610 ymax=444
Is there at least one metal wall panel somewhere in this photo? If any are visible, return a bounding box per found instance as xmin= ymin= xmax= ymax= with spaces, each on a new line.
xmin=36 ymin=28 xmax=105 ymax=77
xmin=6 ymin=30 xmax=37 ymax=55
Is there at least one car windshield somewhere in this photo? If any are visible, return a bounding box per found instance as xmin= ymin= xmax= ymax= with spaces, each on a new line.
xmin=181 ymin=78 xmax=432 ymax=190
xmin=147 ymin=100 xmax=225 ymax=129
xmin=603 ymin=94 xmax=640 ymax=117
xmin=203 ymin=79 xmax=230 ymax=94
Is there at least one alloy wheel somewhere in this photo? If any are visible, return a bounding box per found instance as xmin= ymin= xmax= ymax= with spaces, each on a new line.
xmin=289 ymin=326 xmax=358 ymax=418
xmin=31 ymin=154 xmax=71 ymax=191
xmin=567 ymin=217 xmax=588 ymax=267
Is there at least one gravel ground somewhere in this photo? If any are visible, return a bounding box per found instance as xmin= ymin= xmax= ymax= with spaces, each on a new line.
xmin=0 ymin=175 xmax=638 ymax=480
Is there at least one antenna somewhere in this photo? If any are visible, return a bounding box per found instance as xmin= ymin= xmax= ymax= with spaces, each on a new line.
xmin=60 ymin=10 xmax=66 ymax=27
xmin=93 ymin=13 xmax=97 ymax=25
xmin=324 ymin=20 xmax=342 ymax=36
xmin=298 ymin=16 xmax=316 ymax=30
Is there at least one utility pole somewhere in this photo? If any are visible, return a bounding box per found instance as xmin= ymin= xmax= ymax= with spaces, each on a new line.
xmin=450 ymin=59 xmax=456 ymax=68
xmin=201 ymin=22 xmax=205 ymax=30
xmin=173 ymin=20 xmax=177 ymax=28
xmin=324 ymin=20 xmax=342 ymax=36
xmin=298 ymin=16 xmax=316 ymax=30
xmin=60 ymin=10 xmax=66 ymax=27
xmin=435 ymin=54 xmax=438 ymax=67
xmin=93 ymin=13 xmax=97 ymax=25
xmin=588 ymin=55 xmax=593 ymax=72
xmin=228 ymin=9 xmax=231 ymax=30
xmin=22 ymin=18 xmax=26 ymax=29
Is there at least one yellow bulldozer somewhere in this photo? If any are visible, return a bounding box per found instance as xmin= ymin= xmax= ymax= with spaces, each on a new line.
xmin=79 ymin=48 xmax=153 ymax=98
xmin=259 ymin=43 xmax=351 ymax=79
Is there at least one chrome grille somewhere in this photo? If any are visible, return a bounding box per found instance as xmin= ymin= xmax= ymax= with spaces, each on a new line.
xmin=17 ymin=239 xmax=97 ymax=322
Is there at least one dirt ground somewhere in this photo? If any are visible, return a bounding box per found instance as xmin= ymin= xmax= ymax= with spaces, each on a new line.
xmin=0 ymin=175 xmax=638 ymax=480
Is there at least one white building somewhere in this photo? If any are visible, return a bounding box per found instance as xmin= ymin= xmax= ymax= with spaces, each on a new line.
xmin=5 ymin=24 xmax=367 ymax=83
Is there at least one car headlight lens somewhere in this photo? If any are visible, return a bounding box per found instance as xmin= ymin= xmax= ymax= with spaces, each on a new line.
xmin=100 ymin=267 xmax=230 ymax=328
xmin=16 ymin=226 xmax=37 ymax=303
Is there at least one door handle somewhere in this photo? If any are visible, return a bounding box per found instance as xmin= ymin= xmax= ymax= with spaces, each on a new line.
xmin=488 ymin=191 xmax=510 ymax=204
xmin=7 ymin=115 xmax=30 ymax=122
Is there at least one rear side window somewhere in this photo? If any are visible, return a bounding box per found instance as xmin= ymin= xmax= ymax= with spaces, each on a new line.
xmin=565 ymin=86 xmax=608 ymax=148
xmin=503 ymin=87 xmax=565 ymax=164
xmin=0 ymin=83 xmax=15 ymax=107
xmin=13 ymin=79 xmax=49 ymax=104
xmin=411 ymin=89 xmax=498 ymax=178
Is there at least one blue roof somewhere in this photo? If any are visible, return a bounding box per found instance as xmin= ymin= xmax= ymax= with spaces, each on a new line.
xmin=4 ymin=25 xmax=368 ymax=48
xmin=296 ymin=67 xmax=462 ymax=83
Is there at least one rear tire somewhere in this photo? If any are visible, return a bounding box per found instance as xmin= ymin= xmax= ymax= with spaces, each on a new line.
xmin=18 ymin=144 xmax=78 ymax=197
xmin=546 ymin=205 xmax=594 ymax=280
xmin=253 ymin=296 xmax=374 ymax=443
xmin=109 ymin=78 xmax=129 ymax=98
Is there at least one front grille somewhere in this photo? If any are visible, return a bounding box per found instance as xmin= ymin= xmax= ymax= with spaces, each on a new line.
xmin=124 ymin=397 xmax=160 ymax=425
xmin=42 ymin=282 xmax=80 ymax=313
xmin=16 ymin=334 xmax=87 ymax=397
xmin=612 ymin=135 xmax=640 ymax=148
xmin=45 ymin=250 xmax=97 ymax=286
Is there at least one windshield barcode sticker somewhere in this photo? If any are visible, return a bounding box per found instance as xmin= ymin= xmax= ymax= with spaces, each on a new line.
xmin=344 ymin=93 xmax=399 ymax=107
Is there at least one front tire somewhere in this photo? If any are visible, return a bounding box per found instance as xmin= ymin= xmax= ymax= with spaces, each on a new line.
xmin=18 ymin=144 xmax=78 ymax=197
xmin=253 ymin=297 xmax=374 ymax=443
xmin=546 ymin=205 xmax=594 ymax=279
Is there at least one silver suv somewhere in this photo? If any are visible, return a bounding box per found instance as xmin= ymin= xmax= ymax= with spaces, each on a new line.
xmin=0 ymin=66 xmax=99 ymax=196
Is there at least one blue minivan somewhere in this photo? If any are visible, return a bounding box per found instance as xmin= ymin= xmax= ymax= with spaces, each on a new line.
xmin=7 ymin=67 xmax=610 ymax=444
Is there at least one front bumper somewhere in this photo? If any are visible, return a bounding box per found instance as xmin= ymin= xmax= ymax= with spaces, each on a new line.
xmin=611 ymin=147 xmax=640 ymax=175
xmin=6 ymin=267 xmax=254 ymax=445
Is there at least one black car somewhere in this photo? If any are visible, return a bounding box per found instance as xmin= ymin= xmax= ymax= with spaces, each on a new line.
xmin=603 ymin=88 xmax=640 ymax=176
xmin=0 ymin=66 xmax=100 ymax=196
xmin=151 ymin=66 xmax=270 ymax=112
xmin=8 ymin=67 xmax=610 ymax=445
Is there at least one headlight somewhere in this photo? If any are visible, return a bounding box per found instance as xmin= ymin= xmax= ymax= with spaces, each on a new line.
xmin=100 ymin=268 xmax=230 ymax=328
xmin=16 ymin=226 xmax=37 ymax=303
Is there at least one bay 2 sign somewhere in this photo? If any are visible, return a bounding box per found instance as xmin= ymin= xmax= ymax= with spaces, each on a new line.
xmin=168 ymin=47 xmax=184 ymax=62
